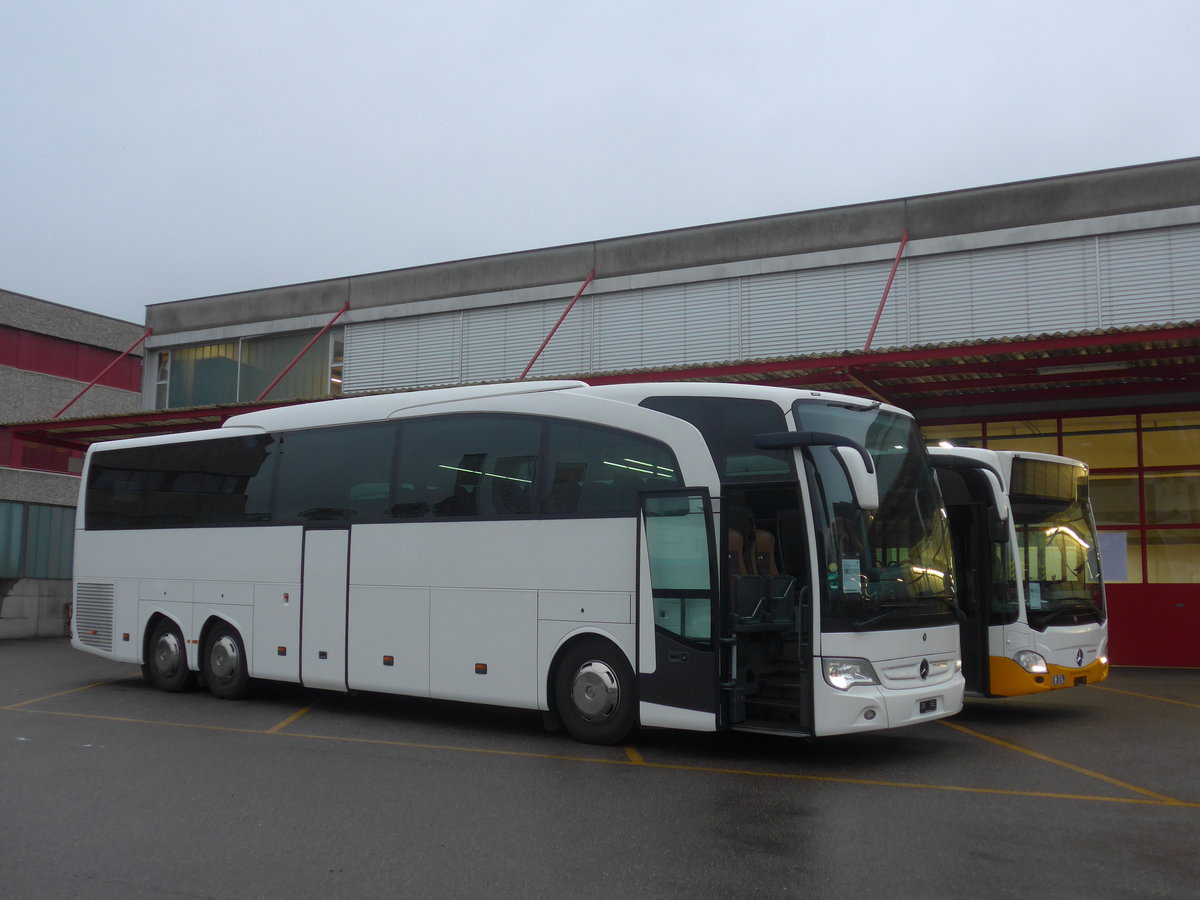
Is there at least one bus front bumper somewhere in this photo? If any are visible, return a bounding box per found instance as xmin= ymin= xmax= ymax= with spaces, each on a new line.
xmin=987 ymin=655 xmax=1110 ymax=697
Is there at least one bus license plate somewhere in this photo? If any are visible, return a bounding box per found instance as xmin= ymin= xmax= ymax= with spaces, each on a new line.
xmin=919 ymin=699 xmax=937 ymax=714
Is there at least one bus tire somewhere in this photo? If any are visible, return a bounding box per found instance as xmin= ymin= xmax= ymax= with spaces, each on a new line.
xmin=203 ymin=621 xmax=250 ymax=701
xmin=147 ymin=618 xmax=194 ymax=693
xmin=554 ymin=637 xmax=637 ymax=745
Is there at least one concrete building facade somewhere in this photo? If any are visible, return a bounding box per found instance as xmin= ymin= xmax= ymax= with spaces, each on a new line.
xmin=1 ymin=290 xmax=143 ymax=638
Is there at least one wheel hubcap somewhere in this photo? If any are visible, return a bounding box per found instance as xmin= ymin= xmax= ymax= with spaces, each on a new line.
xmin=210 ymin=636 xmax=239 ymax=683
xmin=570 ymin=660 xmax=620 ymax=721
xmin=154 ymin=632 xmax=181 ymax=677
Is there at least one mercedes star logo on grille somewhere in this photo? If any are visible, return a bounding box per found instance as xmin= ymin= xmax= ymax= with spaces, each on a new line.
xmin=919 ymin=659 xmax=930 ymax=680
xmin=1077 ymin=648 xmax=1085 ymax=667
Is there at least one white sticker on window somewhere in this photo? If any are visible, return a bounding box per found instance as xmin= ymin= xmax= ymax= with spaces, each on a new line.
xmin=842 ymin=558 xmax=861 ymax=593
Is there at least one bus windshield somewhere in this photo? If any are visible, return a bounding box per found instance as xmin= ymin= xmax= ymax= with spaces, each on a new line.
xmin=1010 ymin=459 xmax=1105 ymax=630
xmin=796 ymin=402 xmax=957 ymax=632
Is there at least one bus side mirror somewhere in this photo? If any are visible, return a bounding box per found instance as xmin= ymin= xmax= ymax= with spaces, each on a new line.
xmin=982 ymin=470 xmax=1009 ymax=542
xmin=834 ymin=446 xmax=880 ymax=511
xmin=754 ymin=430 xmax=879 ymax=512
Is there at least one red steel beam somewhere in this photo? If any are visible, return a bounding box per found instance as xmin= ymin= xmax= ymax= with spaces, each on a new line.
xmin=904 ymin=377 xmax=1200 ymax=411
xmin=53 ymin=327 xmax=153 ymax=418
xmin=520 ymin=270 xmax=596 ymax=380
xmin=885 ymin=362 xmax=1200 ymax=396
xmin=863 ymin=229 xmax=909 ymax=351
xmin=255 ymin=302 xmax=349 ymax=402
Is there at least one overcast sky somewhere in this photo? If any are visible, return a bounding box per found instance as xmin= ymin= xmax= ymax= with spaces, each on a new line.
xmin=2 ymin=0 xmax=1198 ymax=325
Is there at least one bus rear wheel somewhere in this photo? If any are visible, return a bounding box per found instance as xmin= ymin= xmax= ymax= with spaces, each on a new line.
xmin=203 ymin=621 xmax=250 ymax=700
xmin=554 ymin=638 xmax=637 ymax=745
xmin=146 ymin=618 xmax=194 ymax=692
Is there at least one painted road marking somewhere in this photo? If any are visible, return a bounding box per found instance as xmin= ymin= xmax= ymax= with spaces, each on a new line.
xmin=2 ymin=674 xmax=139 ymax=710
xmin=266 ymin=704 xmax=316 ymax=734
xmin=7 ymin=701 xmax=1197 ymax=808
xmin=1092 ymin=685 xmax=1200 ymax=710
xmin=939 ymin=719 xmax=1187 ymax=805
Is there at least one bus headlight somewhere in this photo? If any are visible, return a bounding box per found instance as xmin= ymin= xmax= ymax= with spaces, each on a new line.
xmin=1013 ymin=650 xmax=1048 ymax=674
xmin=823 ymin=657 xmax=880 ymax=691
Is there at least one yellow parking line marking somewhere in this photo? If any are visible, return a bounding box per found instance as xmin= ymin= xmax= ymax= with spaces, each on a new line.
xmin=12 ymin=703 xmax=1197 ymax=807
xmin=11 ymin=706 xmax=269 ymax=736
xmin=266 ymin=704 xmax=315 ymax=734
xmin=2 ymin=675 xmax=139 ymax=710
xmin=277 ymin=729 xmax=1198 ymax=807
xmin=939 ymin=720 xmax=1187 ymax=805
xmin=624 ymin=746 xmax=646 ymax=765
xmin=1091 ymin=685 xmax=1200 ymax=710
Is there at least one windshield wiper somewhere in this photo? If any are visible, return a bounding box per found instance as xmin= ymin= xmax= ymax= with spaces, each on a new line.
xmin=930 ymin=594 xmax=967 ymax=624
xmin=1030 ymin=599 xmax=1105 ymax=628
xmin=855 ymin=607 xmax=902 ymax=630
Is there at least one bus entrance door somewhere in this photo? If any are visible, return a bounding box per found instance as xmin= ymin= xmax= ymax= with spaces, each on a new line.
xmin=300 ymin=526 xmax=350 ymax=692
xmin=636 ymin=491 xmax=720 ymax=732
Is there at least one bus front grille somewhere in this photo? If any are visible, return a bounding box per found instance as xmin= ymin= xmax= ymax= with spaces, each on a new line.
xmin=74 ymin=583 xmax=115 ymax=652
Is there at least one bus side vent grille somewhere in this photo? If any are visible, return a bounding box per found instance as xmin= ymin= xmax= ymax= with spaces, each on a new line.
xmin=75 ymin=583 xmax=115 ymax=652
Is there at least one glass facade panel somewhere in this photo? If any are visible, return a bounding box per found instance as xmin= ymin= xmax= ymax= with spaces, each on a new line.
xmin=985 ymin=419 xmax=1058 ymax=454
xmin=1144 ymin=472 xmax=1200 ymax=525
xmin=0 ymin=501 xmax=74 ymax=579
xmin=161 ymin=331 xmax=337 ymax=408
xmin=24 ymin=504 xmax=74 ymax=579
xmin=0 ymin=501 xmax=24 ymax=578
xmin=1089 ymin=474 xmax=1140 ymax=525
xmin=1142 ymin=411 xmax=1200 ymax=467
xmin=926 ymin=407 xmax=1200 ymax=585
xmin=1061 ymin=415 xmax=1137 ymax=468
xmin=921 ymin=423 xmax=982 ymax=448
xmin=240 ymin=332 xmax=329 ymax=403
xmin=1146 ymin=530 xmax=1200 ymax=583
xmin=168 ymin=342 xmax=240 ymax=407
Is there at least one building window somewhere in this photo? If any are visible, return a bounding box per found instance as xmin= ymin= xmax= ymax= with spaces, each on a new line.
xmin=924 ymin=409 xmax=1200 ymax=586
xmin=160 ymin=329 xmax=342 ymax=408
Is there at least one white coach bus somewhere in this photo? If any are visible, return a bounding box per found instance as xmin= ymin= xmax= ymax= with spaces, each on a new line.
xmin=930 ymin=447 xmax=1109 ymax=697
xmin=72 ymin=380 xmax=964 ymax=743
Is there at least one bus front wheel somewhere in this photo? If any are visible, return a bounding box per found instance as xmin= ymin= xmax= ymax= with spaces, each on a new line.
xmin=146 ymin=618 xmax=194 ymax=693
xmin=203 ymin=621 xmax=250 ymax=700
xmin=554 ymin=638 xmax=636 ymax=745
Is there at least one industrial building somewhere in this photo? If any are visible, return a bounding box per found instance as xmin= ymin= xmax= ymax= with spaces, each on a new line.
xmin=5 ymin=157 xmax=1198 ymax=663
xmin=0 ymin=291 xmax=144 ymax=637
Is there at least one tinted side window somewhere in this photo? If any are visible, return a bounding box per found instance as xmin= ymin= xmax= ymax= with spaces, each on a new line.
xmin=639 ymin=396 xmax=791 ymax=480
xmin=273 ymin=423 xmax=397 ymax=524
xmin=542 ymin=420 xmax=680 ymax=516
xmin=85 ymin=435 xmax=276 ymax=529
xmin=393 ymin=415 xmax=540 ymax=519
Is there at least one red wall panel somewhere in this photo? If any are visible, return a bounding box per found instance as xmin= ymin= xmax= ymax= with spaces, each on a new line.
xmin=1106 ymin=583 xmax=1200 ymax=667
xmin=0 ymin=325 xmax=141 ymax=392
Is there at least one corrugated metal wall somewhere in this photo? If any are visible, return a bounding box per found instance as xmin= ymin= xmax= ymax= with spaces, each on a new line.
xmin=342 ymin=223 xmax=1200 ymax=393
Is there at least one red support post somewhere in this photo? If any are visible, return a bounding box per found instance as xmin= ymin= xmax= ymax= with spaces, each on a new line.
xmin=519 ymin=270 xmax=596 ymax=380
xmin=256 ymin=301 xmax=350 ymax=402
xmin=53 ymin=327 xmax=153 ymax=419
xmin=863 ymin=230 xmax=909 ymax=351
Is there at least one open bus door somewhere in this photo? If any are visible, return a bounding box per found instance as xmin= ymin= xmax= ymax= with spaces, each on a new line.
xmin=636 ymin=489 xmax=725 ymax=732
